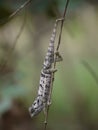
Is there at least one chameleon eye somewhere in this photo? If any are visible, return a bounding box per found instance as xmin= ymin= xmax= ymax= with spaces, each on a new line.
xmin=37 ymin=99 xmax=39 ymax=104
xmin=45 ymin=92 xmax=47 ymax=95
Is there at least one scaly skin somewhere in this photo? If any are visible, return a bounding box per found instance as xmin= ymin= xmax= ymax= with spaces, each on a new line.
xmin=29 ymin=18 xmax=63 ymax=117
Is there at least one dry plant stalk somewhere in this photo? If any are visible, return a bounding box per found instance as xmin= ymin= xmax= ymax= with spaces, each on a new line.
xmin=0 ymin=0 xmax=33 ymax=25
xmin=44 ymin=0 xmax=70 ymax=129
xmin=0 ymin=0 xmax=33 ymax=73
xmin=0 ymin=10 xmax=26 ymax=74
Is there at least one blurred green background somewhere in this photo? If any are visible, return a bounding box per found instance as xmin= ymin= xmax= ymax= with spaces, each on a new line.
xmin=0 ymin=0 xmax=98 ymax=130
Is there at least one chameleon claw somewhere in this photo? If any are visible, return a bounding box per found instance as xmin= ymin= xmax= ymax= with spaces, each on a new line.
xmin=56 ymin=18 xmax=65 ymax=23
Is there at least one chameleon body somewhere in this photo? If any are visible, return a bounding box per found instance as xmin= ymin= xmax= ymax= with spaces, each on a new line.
xmin=29 ymin=18 xmax=63 ymax=117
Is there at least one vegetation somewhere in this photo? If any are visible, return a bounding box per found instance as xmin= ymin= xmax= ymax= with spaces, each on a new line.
xmin=0 ymin=0 xmax=98 ymax=130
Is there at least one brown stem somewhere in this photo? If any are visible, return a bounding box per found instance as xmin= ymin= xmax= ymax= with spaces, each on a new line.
xmin=0 ymin=0 xmax=32 ymax=25
xmin=0 ymin=10 xmax=26 ymax=74
xmin=44 ymin=0 xmax=70 ymax=130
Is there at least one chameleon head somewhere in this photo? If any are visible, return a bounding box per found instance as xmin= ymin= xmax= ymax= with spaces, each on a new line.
xmin=29 ymin=98 xmax=44 ymax=117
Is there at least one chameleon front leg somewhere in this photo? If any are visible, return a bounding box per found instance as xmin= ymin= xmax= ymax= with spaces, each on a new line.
xmin=54 ymin=18 xmax=64 ymax=63
xmin=55 ymin=51 xmax=63 ymax=62
xmin=43 ymin=68 xmax=57 ymax=74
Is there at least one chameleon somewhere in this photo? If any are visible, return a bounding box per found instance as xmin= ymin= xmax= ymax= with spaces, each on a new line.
xmin=29 ymin=18 xmax=64 ymax=118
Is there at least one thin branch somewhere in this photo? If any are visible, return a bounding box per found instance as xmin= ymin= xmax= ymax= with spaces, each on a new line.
xmin=55 ymin=0 xmax=70 ymax=67
xmin=0 ymin=0 xmax=32 ymax=25
xmin=0 ymin=10 xmax=26 ymax=73
xmin=44 ymin=0 xmax=70 ymax=130
xmin=56 ymin=0 xmax=70 ymax=50
xmin=11 ymin=10 xmax=27 ymax=52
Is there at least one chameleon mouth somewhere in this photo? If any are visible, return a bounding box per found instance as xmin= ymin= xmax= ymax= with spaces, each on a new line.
xmin=29 ymin=103 xmax=45 ymax=117
xmin=28 ymin=107 xmax=36 ymax=117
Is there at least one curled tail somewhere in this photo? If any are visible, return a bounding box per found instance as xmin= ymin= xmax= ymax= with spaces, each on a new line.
xmin=43 ymin=20 xmax=59 ymax=70
xmin=43 ymin=18 xmax=64 ymax=70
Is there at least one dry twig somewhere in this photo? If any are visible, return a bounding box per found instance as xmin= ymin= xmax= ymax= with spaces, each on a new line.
xmin=0 ymin=0 xmax=32 ymax=25
xmin=0 ymin=10 xmax=26 ymax=74
xmin=44 ymin=0 xmax=70 ymax=130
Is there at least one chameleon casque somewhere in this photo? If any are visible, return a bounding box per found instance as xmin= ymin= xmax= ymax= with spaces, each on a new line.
xmin=29 ymin=18 xmax=64 ymax=117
